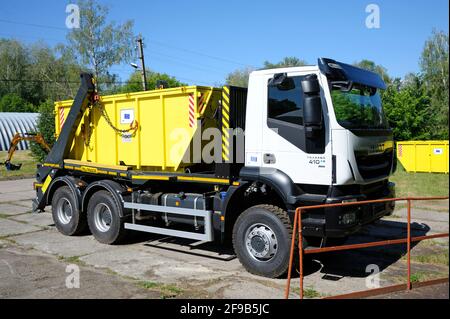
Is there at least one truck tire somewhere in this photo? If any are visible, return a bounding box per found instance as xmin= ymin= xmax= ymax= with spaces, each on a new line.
xmin=87 ymin=190 xmax=127 ymax=244
xmin=52 ymin=186 xmax=86 ymax=236
xmin=232 ymin=204 xmax=295 ymax=278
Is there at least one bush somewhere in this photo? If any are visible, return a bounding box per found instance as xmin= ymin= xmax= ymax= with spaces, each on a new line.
xmin=30 ymin=100 xmax=56 ymax=162
xmin=0 ymin=93 xmax=36 ymax=112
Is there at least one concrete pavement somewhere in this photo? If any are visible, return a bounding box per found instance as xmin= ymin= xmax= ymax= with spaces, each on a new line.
xmin=1 ymin=178 xmax=448 ymax=299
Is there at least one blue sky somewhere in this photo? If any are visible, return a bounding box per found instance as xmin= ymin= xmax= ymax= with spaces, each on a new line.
xmin=1 ymin=0 xmax=448 ymax=86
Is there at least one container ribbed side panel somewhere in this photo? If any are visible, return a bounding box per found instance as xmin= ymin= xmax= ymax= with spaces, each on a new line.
xmin=0 ymin=113 xmax=39 ymax=151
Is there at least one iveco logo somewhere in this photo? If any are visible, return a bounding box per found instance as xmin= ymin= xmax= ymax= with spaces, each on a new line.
xmin=328 ymin=63 xmax=342 ymax=69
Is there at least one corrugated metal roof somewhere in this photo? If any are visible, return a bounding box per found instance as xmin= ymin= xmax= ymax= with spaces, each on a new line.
xmin=0 ymin=112 xmax=39 ymax=151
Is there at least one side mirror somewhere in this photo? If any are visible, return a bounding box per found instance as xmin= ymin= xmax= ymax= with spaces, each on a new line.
xmin=301 ymin=74 xmax=321 ymax=94
xmin=304 ymin=96 xmax=322 ymax=126
xmin=301 ymin=74 xmax=323 ymax=137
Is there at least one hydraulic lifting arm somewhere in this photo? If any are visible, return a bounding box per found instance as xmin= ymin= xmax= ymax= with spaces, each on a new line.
xmin=1 ymin=132 xmax=51 ymax=171
xmin=33 ymin=72 xmax=96 ymax=212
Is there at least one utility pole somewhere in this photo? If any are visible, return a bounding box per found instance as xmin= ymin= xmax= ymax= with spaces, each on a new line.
xmin=136 ymin=36 xmax=148 ymax=91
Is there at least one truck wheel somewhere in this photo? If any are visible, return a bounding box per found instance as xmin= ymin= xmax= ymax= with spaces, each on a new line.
xmin=87 ymin=190 xmax=127 ymax=244
xmin=52 ymin=186 xmax=86 ymax=236
xmin=232 ymin=204 xmax=295 ymax=278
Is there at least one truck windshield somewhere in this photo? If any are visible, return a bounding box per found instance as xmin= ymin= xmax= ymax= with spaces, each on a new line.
xmin=330 ymin=83 xmax=389 ymax=129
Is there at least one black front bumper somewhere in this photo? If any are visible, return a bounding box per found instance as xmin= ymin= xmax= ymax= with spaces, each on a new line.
xmin=299 ymin=181 xmax=395 ymax=238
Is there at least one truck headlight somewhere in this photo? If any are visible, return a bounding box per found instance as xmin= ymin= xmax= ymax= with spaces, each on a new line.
xmin=339 ymin=212 xmax=357 ymax=225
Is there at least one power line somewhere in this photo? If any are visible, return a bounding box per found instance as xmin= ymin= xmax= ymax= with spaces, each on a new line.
xmin=0 ymin=78 xmax=134 ymax=84
xmin=0 ymin=18 xmax=239 ymax=83
xmin=0 ymin=77 xmax=217 ymax=86
xmin=0 ymin=18 xmax=254 ymax=69
xmin=149 ymin=55 xmax=225 ymax=75
xmin=151 ymin=40 xmax=256 ymax=68
xmin=0 ymin=19 xmax=67 ymax=31
xmin=147 ymin=49 xmax=229 ymax=73
xmin=0 ymin=32 xmax=63 ymax=43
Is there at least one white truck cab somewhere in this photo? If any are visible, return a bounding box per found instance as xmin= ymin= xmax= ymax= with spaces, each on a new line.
xmin=240 ymin=58 xmax=395 ymax=241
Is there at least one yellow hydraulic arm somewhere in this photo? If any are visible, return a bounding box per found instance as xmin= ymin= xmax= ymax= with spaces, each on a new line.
xmin=1 ymin=132 xmax=51 ymax=171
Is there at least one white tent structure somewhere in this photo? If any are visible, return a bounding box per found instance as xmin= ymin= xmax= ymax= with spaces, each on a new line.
xmin=0 ymin=112 xmax=39 ymax=151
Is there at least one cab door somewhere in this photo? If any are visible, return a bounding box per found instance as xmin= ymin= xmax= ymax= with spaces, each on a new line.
xmin=260 ymin=72 xmax=332 ymax=185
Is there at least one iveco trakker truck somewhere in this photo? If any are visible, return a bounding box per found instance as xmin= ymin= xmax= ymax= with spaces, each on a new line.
xmin=33 ymin=58 xmax=395 ymax=278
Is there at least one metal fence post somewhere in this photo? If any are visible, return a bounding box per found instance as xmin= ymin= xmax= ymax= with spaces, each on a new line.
xmin=298 ymin=209 xmax=304 ymax=299
xmin=407 ymin=199 xmax=412 ymax=290
xmin=284 ymin=208 xmax=299 ymax=299
xmin=284 ymin=196 xmax=448 ymax=299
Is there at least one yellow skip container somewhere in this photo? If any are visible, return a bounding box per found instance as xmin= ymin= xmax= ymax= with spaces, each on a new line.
xmin=397 ymin=141 xmax=449 ymax=173
xmin=55 ymin=86 xmax=222 ymax=172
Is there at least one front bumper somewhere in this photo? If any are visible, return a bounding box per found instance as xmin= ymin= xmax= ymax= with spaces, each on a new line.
xmin=300 ymin=181 xmax=395 ymax=238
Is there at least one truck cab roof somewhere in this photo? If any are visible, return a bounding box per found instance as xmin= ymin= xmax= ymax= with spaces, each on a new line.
xmin=250 ymin=58 xmax=386 ymax=90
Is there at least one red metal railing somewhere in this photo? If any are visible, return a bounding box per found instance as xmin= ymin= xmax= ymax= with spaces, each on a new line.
xmin=284 ymin=196 xmax=449 ymax=299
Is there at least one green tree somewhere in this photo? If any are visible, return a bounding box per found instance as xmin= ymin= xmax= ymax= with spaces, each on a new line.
xmin=263 ymin=57 xmax=307 ymax=69
xmin=28 ymin=42 xmax=83 ymax=101
xmin=120 ymin=70 xmax=187 ymax=93
xmin=420 ymin=29 xmax=449 ymax=139
xmin=0 ymin=39 xmax=39 ymax=104
xmin=0 ymin=38 xmax=83 ymax=105
xmin=66 ymin=0 xmax=135 ymax=88
xmin=225 ymin=67 xmax=255 ymax=87
xmin=382 ymin=74 xmax=432 ymax=141
xmin=30 ymin=100 xmax=56 ymax=162
xmin=0 ymin=93 xmax=35 ymax=112
xmin=226 ymin=57 xmax=308 ymax=87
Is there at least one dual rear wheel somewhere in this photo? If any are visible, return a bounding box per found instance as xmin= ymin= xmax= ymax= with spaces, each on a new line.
xmin=51 ymin=187 xmax=126 ymax=244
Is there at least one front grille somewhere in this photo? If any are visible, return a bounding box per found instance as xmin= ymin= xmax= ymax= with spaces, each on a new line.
xmin=360 ymin=180 xmax=388 ymax=199
xmin=355 ymin=150 xmax=393 ymax=180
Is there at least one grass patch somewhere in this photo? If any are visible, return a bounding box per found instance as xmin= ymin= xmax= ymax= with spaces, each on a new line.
xmin=0 ymin=151 xmax=38 ymax=181
xmin=304 ymin=287 xmax=321 ymax=298
xmin=410 ymin=272 xmax=427 ymax=283
xmin=0 ymin=236 xmax=17 ymax=244
xmin=292 ymin=287 xmax=322 ymax=299
xmin=418 ymin=239 xmax=448 ymax=247
xmin=411 ymin=251 xmax=449 ymax=266
xmin=57 ymin=255 xmax=86 ymax=266
xmin=138 ymin=280 xmax=183 ymax=298
xmin=390 ymin=162 xmax=449 ymax=197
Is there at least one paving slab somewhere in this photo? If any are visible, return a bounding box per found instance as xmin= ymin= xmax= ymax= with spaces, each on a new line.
xmin=80 ymin=244 xmax=234 ymax=284
xmin=0 ymin=218 xmax=42 ymax=237
xmin=0 ymin=247 xmax=160 ymax=299
xmin=0 ymin=191 xmax=36 ymax=203
xmin=393 ymin=208 xmax=449 ymax=222
xmin=0 ymin=179 xmax=34 ymax=194
xmin=11 ymin=212 xmax=54 ymax=227
xmin=0 ymin=203 xmax=31 ymax=215
xmin=11 ymin=200 xmax=34 ymax=209
xmin=213 ymin=280 xmax=287 ymax=299
xmin=0 ymin=179 xmax=35 ymax=203
xmin=11 ymin=229 xmax=116 ymax=258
